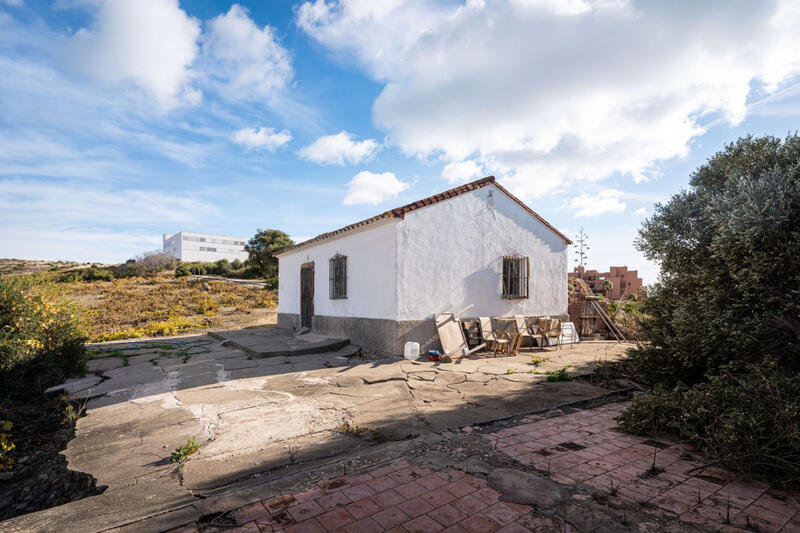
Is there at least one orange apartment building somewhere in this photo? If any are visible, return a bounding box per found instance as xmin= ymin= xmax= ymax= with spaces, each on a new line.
xmin=569 ymin=265 xmax=644 ymax=300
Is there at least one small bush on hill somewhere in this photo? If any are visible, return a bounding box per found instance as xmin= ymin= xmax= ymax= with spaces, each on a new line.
xmin=174 ymin=263 xmax=190 ymax=278
xmin=115 ymin=251 xmax=177 ymax=278
xmin=0 ymin=278 xmax=87 ymax=399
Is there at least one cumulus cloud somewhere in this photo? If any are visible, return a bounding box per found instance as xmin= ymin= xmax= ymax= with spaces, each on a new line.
xmin=68 ymin=0 xmax=201 ymax=108
xmin=65 ymin=2 xmax=291 ymax=109
xmin=298 ymin=0 xmax=800 ymax=198
xmin=202 ymin=4 xmax=293 ymax=101
xmin=342 ymin=171 xmax=409 ymax=205
xmin=231 ymin=127 xmax=292 ymax=151
xmin=298 ymin=131 xmax=380 ymax=166
xmin=633 ymin=207 xmax=647 ymax=216
xmin=441 ymin=159 xmax=484 ymax=184
xmin=570 ymin=189 xmax=626 ymax=218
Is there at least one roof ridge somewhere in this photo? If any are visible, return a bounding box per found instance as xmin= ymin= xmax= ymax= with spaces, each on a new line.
xmin=276 ymin=175 xmax=570 ymax=255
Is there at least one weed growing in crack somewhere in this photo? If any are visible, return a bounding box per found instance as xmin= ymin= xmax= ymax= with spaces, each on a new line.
xmin=170 ymin=436 xmax=201 ymax=463
xmin=506 ymin=369 xmax=515 ymax=375
xmin=338 ymin=419 xmax=367 ymax=436
xmin=545 ymin=368 xmax=571 ymax=382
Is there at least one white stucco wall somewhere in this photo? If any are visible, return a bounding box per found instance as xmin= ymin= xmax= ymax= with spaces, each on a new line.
xmin=395 ymin=184 xmax=568 ymax=320
xmin=277 ymin=220 xmax=399 ymax=319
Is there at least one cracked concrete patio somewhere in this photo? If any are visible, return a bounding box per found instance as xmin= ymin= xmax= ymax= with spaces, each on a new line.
xmin=2 ymin=329 xmax=628 ymax=532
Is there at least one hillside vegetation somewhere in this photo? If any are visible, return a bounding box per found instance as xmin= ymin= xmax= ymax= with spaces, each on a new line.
xmin=0 ymin=258 xmax=277 ymax=343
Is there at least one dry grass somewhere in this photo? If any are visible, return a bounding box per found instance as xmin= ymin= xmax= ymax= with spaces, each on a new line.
xmin=62 ymin=276 xmax=275 ymax=342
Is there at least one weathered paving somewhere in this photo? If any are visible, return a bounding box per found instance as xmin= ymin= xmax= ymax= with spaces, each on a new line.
xmin=2 ymin=331 xmax=628 ymax=532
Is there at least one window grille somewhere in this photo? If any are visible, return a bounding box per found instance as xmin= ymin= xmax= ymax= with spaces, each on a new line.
xmin=329 ymin=254 xmax=347 ymax=299
xmin=502 ymin=255 xmax=529 ymax=299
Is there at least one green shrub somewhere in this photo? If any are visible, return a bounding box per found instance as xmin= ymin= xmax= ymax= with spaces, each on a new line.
xmin=618 ymin=361 xmax=800 ymax=486
xmin=631 ymin=134 xmax=800 ymax=386
xmin=231 ymin=259 xmax=243 ymax=270
xmin=0 ymin=410 xmax=13 ymax=471
xmin=0 ymin=278 xmax=87 ymax=399
xmin=264 ymin=276 xmax=278 ymax=290
xmin=174 ymin=263 xmax=190 ymax=278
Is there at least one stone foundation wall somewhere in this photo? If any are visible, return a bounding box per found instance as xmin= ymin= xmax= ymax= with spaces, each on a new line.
xmin=277 ymin=313 xmax=442 ymax=356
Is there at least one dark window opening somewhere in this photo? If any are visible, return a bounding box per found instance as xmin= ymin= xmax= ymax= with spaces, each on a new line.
xmin=502 ymin=255 xmax=529 ymax=299
xmin=329 ymin=254 xmax=347 ymax=299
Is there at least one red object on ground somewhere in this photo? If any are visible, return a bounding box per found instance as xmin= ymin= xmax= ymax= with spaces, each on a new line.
xmin=428 ymin=355 xmax=440 ymax=361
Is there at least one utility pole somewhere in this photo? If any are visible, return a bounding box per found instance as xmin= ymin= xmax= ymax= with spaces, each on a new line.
xmin=573 ymin=227 xmax=590 ymax=274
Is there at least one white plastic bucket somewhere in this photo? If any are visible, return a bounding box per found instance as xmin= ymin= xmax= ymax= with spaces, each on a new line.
xmin=403 ymin=342 xmax=420 ymax=360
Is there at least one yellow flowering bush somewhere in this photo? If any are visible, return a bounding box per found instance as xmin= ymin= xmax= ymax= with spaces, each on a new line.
xmin=0 ymin=278 xmax=87 ymax=398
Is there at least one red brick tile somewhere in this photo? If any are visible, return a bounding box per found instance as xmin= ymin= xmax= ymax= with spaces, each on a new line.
xmin=460 ymin=514 xmax=500 ymax=533
xmin=370 ymin=466 xmax=396 ymax=478
xmin=228 ymin=522 xmax=261 ymax=533
xmin=397 ymin=496 xmax=436 ymax=518
xmin=444 ymin=482 xmax=476 ymax=498
xmin=266 ymin=494 xmax=300 ymax=513
xmin=427 ymin=504 xmax=469 ymax=527
xmin=422 ymin=488 xmax=458 ymax=508
xmin=349 ymin=473 xmax=374 ymax=485
xmin=396 ymin=481 xmax=427 ymax=500
xmin=482 ymin=503 xmax=521 ymax=526
xmin=453 ymin=495 xmax=490 ymax=515
xmin=289 ymin=500 xmax=326 ymax=523
xmin=317 ymin=507 xmax=355 ymax=531
xmin=368 ymin=475 xmax=399 ymax=493
xmin=334 ymin=517 xmax=383 ymax=533
xmin=472 ymin=488 xmax=501 ymax=506
xmin=440 ymin=525 xmax=469 ymax=533
xmin=317 ymin=491 xmax=352 ymax=511
xmin=296 ymin=488 xmax=326 ymax=503
xmin=373 ymin=506 xmax=412 ymax=529
xmin=346 ymin=498 xmax=381 ymax=520
xmin=287 ymin=518 xmax=326 ymax=533
xmin=166 ymin=526 xmax=197 ymax=533
xmin=343 ymin=483 xmax=377 ymax=502
xmin=502 ymin=502 xmax=531 ymax=516
xmin=495 ymin=523 xmax=531 ymax=533
xmin=403 ymin=514 xmax=445 ymax=533
xmin=391 ymin=460 xmax=411 ymax=470
xmin=320 ymin=477 xmax=351 ymax=493
xmin=372 ymin=488 xmax=407 ymax=508
xmin=390 ymin=468 xmax=420 ymax=484
xmin=233 ymin=502 xmax=270 ymax=524
xmin=418 ymin=473 xmax=449 ymax=491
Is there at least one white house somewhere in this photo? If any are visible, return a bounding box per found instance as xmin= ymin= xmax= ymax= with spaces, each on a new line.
xmin=276 ymin=176 xmax=572 ymax=355
xmin=163 ymin=231 xmax=249 ymax=263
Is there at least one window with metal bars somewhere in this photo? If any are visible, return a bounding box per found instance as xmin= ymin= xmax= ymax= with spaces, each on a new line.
xmin=329 ymin=254 xmax=347 ymax=299
xmin=502 ymin=255 xmax=529 ymax=299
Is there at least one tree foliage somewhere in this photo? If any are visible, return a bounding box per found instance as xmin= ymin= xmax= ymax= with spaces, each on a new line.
xmin=631 ymin=134 xmax=800 ymax=386
xmin=245 ymin=229 xmax=294 ymax=278
xmin=620 ymin=134 xmax=800 ymax=484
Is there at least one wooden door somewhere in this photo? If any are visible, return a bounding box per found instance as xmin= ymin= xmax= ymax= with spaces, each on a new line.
xmin=300 ymin=262 xmax=314 ymax=329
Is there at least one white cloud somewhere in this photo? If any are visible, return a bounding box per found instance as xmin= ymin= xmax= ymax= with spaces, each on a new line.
xmin=231 ymin=127 xmax=292 ymax=151
xmin=298 ymin=0 xmax=800 ymax=199
xmin=342 ymin=171 xmax=409 ymax=205
xmin=441 ymin=159 xmax=484 ymax=184
xmin=202 ymin=4 xmax=293 ymax=101
xmin=297 ymin=131 xmax=380 ymax=165
xmin=633 ymin=207 xmax=647 ymax=216
xmin=570 ymin=189 xmax=626 ymax=218
xmin=68 ymin=0 xmax=201 ymax=108
xmin=2 ymin=0 xmax=23 ymax=7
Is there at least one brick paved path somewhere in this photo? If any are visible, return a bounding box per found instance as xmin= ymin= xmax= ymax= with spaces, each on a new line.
xmin=167 ymin=402 xmax=800 ymax=533
xmin=484 ymin=402 xmax=800 ymax=532
xmin=169 ymin=461 xmax=556 ymax=532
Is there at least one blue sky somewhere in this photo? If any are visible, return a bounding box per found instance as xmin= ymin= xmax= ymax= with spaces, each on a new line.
xmin=2 ymin=0 xmax=800 ymax=284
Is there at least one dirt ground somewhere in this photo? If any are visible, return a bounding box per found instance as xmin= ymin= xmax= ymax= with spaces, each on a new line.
xmin=1 ymin=333 xmax=629 ymax=532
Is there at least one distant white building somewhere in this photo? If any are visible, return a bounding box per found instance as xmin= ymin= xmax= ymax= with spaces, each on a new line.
xmin=276 ymin=176 xmax=572 ymax=355
xmin=163 ymin=232 xmax=249 ymax=263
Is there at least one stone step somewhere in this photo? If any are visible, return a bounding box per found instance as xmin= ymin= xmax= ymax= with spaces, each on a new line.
xmin=208 ymin=327 xmax=351 ymax=358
